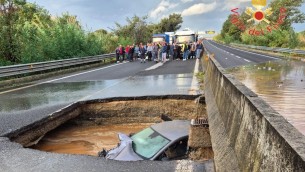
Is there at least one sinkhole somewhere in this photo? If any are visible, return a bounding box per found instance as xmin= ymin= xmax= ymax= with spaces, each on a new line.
xmin=7 ymin=95 xmax=213 ymax=161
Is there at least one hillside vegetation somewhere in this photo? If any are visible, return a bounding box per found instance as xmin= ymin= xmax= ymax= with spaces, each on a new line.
xmin=0 ymin=1 xmax=183 ymax=66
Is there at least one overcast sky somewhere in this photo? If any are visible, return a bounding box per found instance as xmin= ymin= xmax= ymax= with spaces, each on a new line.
xmin=27 ymin=0 xmax=305 ymax=33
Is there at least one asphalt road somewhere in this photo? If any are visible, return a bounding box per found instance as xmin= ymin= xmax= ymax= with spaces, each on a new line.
xmin=204 ymin=40 xmax=280 ymax=68
xmin=0 ymin=58 xmax=214 ymax=172
xmin=0 ymin=59 xmax=198 ymax=136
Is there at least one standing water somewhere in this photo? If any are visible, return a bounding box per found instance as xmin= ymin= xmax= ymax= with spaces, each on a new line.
xmin=32 ymin=123 xmax=151 ymax=156
xmin=228 ymin=59 xmax=305 ymax=135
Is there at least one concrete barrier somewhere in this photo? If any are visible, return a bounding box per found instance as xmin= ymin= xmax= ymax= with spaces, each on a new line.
xmin=204 ymin=57 xmax=305 ymax=171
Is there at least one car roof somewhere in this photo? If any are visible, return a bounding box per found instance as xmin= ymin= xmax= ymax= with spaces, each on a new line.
xmin=150 ymin=120 xmax=190 ymax=141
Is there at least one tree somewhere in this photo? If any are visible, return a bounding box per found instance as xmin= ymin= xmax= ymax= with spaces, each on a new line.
xmin=0 ymin=0 xmax=26 ymax=62
xmin=269 ymin=0 xmax=305 ymax=30
xmin=220 ymin=14 xmax=245 ymax=43
xmin=111 ymin=15 xmax=153 ymax=44
xmin=0 ymin=1 xmax=106 ymax=65
xmin=153 ymin=13 xmax=183 ymax=33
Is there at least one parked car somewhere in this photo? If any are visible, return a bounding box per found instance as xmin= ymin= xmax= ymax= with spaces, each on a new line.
xmin=100 ymin=120 xmax=190 ymax=161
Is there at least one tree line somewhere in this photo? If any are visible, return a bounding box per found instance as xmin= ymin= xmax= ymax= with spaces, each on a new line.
xmin=215 ymin=0 xmax=305 ymax=49
xmin=0 ymin=0 xmax=183 ymax=66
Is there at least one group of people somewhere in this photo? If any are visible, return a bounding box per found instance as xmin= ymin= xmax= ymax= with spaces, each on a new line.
xmin=115 ymin=40 xmax=204 ymax=64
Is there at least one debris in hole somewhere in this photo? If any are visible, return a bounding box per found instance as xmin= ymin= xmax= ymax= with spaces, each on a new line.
xmin=161 ymin=114 xmax=172 ymax=121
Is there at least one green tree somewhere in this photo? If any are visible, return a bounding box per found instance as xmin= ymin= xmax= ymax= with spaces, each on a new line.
xmin=0 ymin=0 xmax=26 ymax=62
xmin=111 ymin=13 xmax=183 ymax=44
xmin=111 ymin=15 xmax=153 ymax=44
xmin=269 ymin=0 xmax=305 ymax=30
xmin=153 ymin=13 xmax=183 ymax=33
xmin=1 ymin=2 xmax=107 ymax=65
xmin=298 ymin=31 xmax=305 ymax=49
xmin=220 ymin=14 xmax=245 ymax=43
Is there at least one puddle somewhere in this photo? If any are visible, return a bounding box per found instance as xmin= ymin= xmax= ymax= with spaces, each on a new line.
xmin=228 ymin=60 xmax=305 ymax=135
xmin=31 ymin=123 xmax=151 ymax=156
xmin=0 ymin=74 xmax=193 ymax=113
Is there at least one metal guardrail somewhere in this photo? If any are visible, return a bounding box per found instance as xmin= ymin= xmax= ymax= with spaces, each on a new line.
xmin=0 ymin=53 xmax=115 ymax=79
xmin=231 ymin=43 xmax=305 ymax=55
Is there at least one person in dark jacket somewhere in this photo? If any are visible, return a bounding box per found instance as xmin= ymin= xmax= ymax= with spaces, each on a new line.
xmin=139 ymin=43 xmax=146 ymax=63
xmin=196 ymin=40 xmax=203 ymax=59
xmin=119 ymin=45 xmax=124 ymax=62
xmin=129 ymin=45 xmax=134 ymax=62
xmin=161 ymin=42 xmax=167 ymax=63
xmin=115 ymin=46 xmax=120 ymax=63
xmin=166 ymin=43 xmax=170 ymax=59
xmin=173 ymin=43 xmax=178 ymax=60
xmin=177 ymin=45 xmax=182 ymax=60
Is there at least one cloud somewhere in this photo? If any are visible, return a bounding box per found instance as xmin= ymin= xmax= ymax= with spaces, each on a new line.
xmin=181 ymin=2 xmax=217 ymax=17
xmin=181 ymin=0 xmax=193 ymax=3
xmin=222 ymin=0 xmax=251 ymax=10
xmin=149 ymin=0 xmax=178 ymax=18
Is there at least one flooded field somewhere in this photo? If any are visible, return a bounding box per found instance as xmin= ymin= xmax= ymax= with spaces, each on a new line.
xmin=32 ymin=123 xmax=151 ymax=156
xmin=228 ymin=59 xmax=305 ymax=135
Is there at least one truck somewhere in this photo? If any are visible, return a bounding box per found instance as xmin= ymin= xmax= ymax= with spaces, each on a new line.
xmin=164 ymin=32 xmax=175 ymax=44
xmin=174 ymin=28 xmax=197 ymax=46
xmin=152 ymin=34 xmax=170 ymax=44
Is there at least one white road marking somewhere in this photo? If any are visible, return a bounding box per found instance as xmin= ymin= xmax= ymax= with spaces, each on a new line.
xmin=145 ymin=62 xmax=164 ymax=71
xmin=244 ymin=59 xmax=251 ymax=62
xmin=44 ymin=62 xmax=128 ymax=83
xmin=236 ymin=56 xmax=241 ymax=58
xmin=212 ymin=41 xmax=278 ymax=60
xmin=0 ymin=62 xmax=128 ymax=95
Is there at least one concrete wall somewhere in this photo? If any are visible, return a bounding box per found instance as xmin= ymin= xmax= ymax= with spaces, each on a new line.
xmin=204 ymin=58 xmax=305 ymax=171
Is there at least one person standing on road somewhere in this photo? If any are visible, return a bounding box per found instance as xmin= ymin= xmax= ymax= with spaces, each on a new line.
xmin=196 ymin=40 xmax=203 ymax=59
xmin=166 ymin=43 xmax=170 ymax=59
xmin=182 ymin=42 xmax=188 ymax=61
xmin=161 ymin=42 xmax=167 ymax=63
xmin=119 ymin=45 xmax=124 ymax=62
xmin=190 ymin=42 xmax=196 ymax=59
xmin=115 ymin=46 xmax=120 ymax=63
xmin=125 ymin=45 xmax=130 ymax=61
xmin=134 ymin=44 xmax=139 ymax=61
xmin=158 ymin=42 xmax=162 ymax=62
xmin=122 ymin=46 xmax=126 ymax=62
xmin=152 ymin=43 xmax=158 ymax=62
xmin=177 ymin=44 xmax=182 ymax=60
xmin=147 ymin=43 xmax=153 ymax=61
xmin=139 ymin=43 xmax=146 ymax=63
xmin=128 ymin=45 xmax=134 ymax=62
xmin=169 ymin=43 xmax=174 ymax=60
xmin=173 ymin=43 xmax=177 ymax=60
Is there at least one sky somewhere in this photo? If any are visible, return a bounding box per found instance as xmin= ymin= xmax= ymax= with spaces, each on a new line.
xmin=26 ymin=0 xmax=305 ymax=33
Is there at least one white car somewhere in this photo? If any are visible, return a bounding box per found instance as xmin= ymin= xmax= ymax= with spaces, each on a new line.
xmin=100 ymin=120 xmax=190 ymax=161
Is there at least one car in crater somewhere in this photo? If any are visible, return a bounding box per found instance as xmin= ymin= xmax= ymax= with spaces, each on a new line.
xmin=99 ymin=120 xmax=190 ymax=161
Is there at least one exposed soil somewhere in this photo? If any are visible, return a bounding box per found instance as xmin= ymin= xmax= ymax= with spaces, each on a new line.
xmin=32 ymin=123 xmax=151 ymax=156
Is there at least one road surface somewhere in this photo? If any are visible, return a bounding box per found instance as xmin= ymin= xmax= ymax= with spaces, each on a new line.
xmin=204 ymin=40 xmax=279 ymax=68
